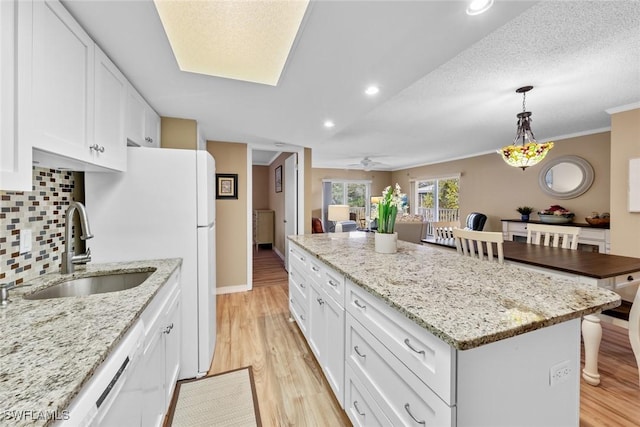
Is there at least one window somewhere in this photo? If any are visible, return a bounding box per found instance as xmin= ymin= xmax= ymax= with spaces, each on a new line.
xmin=414 ymin=176 xmax=460 ymax=234
xmin=322 ymin=180 xmax=371 ymax=230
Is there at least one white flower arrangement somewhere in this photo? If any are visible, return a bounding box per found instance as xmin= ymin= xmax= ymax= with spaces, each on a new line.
xmin=377 ymin=183 xmax=405 ymax=234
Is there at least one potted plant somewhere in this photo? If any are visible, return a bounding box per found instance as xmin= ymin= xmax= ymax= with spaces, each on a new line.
xmin=516 ymin=206 xmax=534 ymax=222
xmin=375 ymin=183 xmax=404 ymax=253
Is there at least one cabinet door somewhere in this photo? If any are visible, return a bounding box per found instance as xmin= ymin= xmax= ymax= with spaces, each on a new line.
xmin=144 ymin=105 xmax=161 ymax=148
xmin=93 ymin=46 xmax=126 ymax=170
xmin=125 ymin=84 xmax=146 ymax=146
xmin=1 ymin=0 xmax=31 ymax=191
xmin=141 ymin=330 xmax=165 ymax=427
xmin=307 ymin=282 xmax=325 ymax=361
xmin=323 ymin=293 xmax=345 ymax=407
xmin=163 ymin=289 xmax=181 ymax=408
xmin=25 ymin=0 xmax=93 ymax=160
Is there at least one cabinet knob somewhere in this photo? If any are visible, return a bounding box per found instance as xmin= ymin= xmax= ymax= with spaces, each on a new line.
xmin=89 ymin=144 xmax=105 ymax=153
xmin=628 ymin=275 xmax=634 ymax=282
xmin=145 ymin=136 xmax=153 ymax=143
xmin=316 ymin=297 xmax=324 ymax=305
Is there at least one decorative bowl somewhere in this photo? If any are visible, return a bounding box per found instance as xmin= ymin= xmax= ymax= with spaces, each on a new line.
xmin=538 ymin=214 xmax=573 ymax=224
xmin=585 ymin=217 xmax=610 ymax=227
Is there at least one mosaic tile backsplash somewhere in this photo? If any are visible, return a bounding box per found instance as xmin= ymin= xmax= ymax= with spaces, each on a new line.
xmin=0 ymin=167 xmax=75 ymax=286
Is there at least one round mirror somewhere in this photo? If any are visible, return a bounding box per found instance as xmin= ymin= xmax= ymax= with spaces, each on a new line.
xmin=538 ymin=156 xmax=594 ymax=199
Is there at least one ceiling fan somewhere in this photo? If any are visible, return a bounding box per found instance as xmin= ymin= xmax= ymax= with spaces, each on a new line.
xmin=347 ymin=157 xmax=387 ymax=171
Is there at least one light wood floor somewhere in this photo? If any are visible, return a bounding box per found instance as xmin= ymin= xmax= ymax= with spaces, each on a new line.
xmin=210 ymin=248 xmax=640 ymax=426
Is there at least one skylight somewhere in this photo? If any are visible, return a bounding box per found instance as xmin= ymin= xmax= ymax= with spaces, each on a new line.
xmin=153 ymin=0 xmax=309 ymax=86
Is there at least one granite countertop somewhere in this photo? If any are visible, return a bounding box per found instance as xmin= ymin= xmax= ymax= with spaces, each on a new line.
xmin=0 ymin=258 xmax=182 ymax=426
xmin=289 ymin=233 xmax=620 ymax=350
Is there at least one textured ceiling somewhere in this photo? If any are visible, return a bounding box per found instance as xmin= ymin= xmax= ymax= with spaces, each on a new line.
xmin=62 ymin=0 xmax=640 ymax=170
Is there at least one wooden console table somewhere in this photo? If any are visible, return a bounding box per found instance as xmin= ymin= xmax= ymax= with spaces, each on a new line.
xmin=423 ymin=237 xmax=640 ymax=386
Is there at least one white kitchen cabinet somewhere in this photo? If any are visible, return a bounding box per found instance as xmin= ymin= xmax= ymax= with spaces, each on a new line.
xmin=0 ymin=0 xmax=32 ymax=191
xmin=18 ymin=0 xmax=128 ymax=172
xmin=289 ymin=242 xmax=345 ymax=408
xmin=126 ymin=84 xmax=161 ymax=148
xmin=93 ymin=45 xmax=127 ymax=170
xmin=20 ymin=0 xmax=94 ymax=162
xmin=139 ymin=271 xmax=182 ymax=427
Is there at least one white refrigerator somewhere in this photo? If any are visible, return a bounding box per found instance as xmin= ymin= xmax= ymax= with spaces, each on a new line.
xmin=85 ymin=147 xmax=216 ymax=380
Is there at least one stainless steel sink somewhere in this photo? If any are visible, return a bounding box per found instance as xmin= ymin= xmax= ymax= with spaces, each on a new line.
xmin=24 ymin=271 xmax=154 ymax=300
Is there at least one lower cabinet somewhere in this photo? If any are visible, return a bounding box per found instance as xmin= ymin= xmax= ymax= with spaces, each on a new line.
xmin=288 ymin=243 xmax=345 ymax=408
xmin=308 ymin=280 xmax=345 ymax=405
xmin=140 ymin=273 xmax=182 ymax=426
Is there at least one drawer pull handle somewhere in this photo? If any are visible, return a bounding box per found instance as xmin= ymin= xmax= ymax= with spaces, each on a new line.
xmin=300 ymin=314 xmax=305 ymax=321
xmin=628 ymin=275 xmax=634 ymax=281
xmin=317 ymin=297 xmax=324 ymax=305
xmin=311 ymin=266 xmax=320 ymax=272
xmin=353 ymin=401 xmax=365 ymax=416
xmin=404 ymin=403 xmax=426 ymax=425
xmin=328 ymin=280 xmax=338 ymax=288
xmin=404 ymin=338 xmax=425 ymax=355
xmin=354 ymin=345 xmax=366 ymax=358
xmin=354 ymin=300 xmax=366 ymax=310
xmin=299 ymin=256 xmax=305 ymax=262
xmin=299 ymin=282 xmax=305 ymax=289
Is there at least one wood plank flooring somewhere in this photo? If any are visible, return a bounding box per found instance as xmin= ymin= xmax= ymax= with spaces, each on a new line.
xmin=210 ymin=248 xmax=640 ymax=426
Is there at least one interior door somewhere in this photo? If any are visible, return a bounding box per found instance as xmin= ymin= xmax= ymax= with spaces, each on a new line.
xmin=284 ymin=153 xmax=297 ymax=271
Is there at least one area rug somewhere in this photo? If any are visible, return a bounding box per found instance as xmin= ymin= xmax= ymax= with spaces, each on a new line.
xmin=167 ymin=366 xmax=261 ymax=427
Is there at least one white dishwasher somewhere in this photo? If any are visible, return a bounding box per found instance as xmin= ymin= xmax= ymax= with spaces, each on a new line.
xmin=58 ymin=321 xmax=145 ymax=427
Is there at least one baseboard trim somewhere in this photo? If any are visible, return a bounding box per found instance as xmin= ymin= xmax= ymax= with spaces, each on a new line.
xmin=274 ymin=247 xmax=285 ymax=261
xmin=217 ymin=284 xmax=250 ymax=295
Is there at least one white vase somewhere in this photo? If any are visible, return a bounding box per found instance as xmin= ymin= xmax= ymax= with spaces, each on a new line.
xmin=375 ymin=231 xmax=398 ymax=254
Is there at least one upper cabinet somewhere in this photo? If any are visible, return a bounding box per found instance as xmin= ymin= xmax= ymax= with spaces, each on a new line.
xmin=93 ymin=46 xmax=128 ymax=170
xmin=14 ymin=0 xmax=160 ymax=173
xmin=1 ymin=0 xmax=32 ymax=191
xmin=19 ymin=0 xmax=96 ymax=164
xmin=126 ymin=85 xmax=161 ymax=148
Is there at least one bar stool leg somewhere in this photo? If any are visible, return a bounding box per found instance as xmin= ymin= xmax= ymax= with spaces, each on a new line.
xmin=582 ymin=314 xmax=602 ymax=386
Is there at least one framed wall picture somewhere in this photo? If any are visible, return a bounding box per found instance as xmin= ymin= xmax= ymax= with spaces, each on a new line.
xmin=275 ymin=165 xmax=283 ymax=193
xmin=216 ymin=173 xmax=238 ymax=199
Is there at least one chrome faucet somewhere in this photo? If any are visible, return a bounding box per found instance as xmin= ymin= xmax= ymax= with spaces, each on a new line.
xmin=61 ymin=201 xmax=94 ymax=274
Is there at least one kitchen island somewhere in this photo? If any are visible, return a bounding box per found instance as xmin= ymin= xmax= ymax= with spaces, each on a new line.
xmin=0 ymin=258 xmax=182 ymax=426
xmin=287 ymin=232 xmax=620 ymax=426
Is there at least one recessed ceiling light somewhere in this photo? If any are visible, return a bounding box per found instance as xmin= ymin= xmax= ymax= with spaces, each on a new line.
xmin=466 ymin=0 xmax=494 ymax=16
xmin=324 ymin=120 xmax=335 ymax=128
xmin=153 ymin=0 xmax=309 ymax=86
xmin=365 ymin=85 xmax=380 ymax=96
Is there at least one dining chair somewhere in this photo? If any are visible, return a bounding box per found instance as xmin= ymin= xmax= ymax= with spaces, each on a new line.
xmin=432 ymin=220 xmax=461 ymax=239
xmin=526 ymin=223 xmax=581 ymax=250
xmin=453 ymin=228 xmax=504 ymax=263
xmin=629 ymin=286 xmax=640 ymax=387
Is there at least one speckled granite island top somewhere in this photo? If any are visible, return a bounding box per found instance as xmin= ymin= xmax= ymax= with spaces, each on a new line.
xmin=0 ymin=258 xmax=181 ymax=426
xmin=289 ymin=233 xmax=620 ymax=350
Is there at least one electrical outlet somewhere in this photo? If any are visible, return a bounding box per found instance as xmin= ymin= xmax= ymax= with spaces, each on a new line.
xmin=19 ymin=229 xmax=32 ymax=254
xmin=549 ymin=360 xmax=572 ymax=386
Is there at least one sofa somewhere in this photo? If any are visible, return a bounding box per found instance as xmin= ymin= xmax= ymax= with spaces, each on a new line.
xmin=394 ymin=214 xmax=427 ymax=244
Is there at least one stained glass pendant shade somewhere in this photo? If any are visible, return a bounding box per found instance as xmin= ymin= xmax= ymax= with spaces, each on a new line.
xmin=498 ymin=86 xmax=554 ymax=170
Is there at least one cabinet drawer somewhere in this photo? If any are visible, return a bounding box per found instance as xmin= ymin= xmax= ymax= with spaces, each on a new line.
xmin=345 ymin=363 xmax=391 ymax=427
xmin=289 ymin=291 xmax=308 ymax=336
xmin=308 ymin=257 xmax=324 ymax=285
xmin=289 ymin=265 xmax=310 ymax=299
xmin=346 ymin=280 xmax=455 ymax=404
xmin=288 ymin=243 xmax=308 ymax=273
xmin=323 ymin=267 xmax=345 ymax=308
xmin=346 ymin=314 xmax=454 ymax=426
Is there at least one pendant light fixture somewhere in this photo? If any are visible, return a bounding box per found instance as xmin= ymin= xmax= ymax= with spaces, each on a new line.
xmin=498 ymin=86 xmax=554 ymax=170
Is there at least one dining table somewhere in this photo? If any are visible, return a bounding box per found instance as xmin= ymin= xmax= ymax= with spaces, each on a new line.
xmin=422 ymin=236 xmax=640 ymax=386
